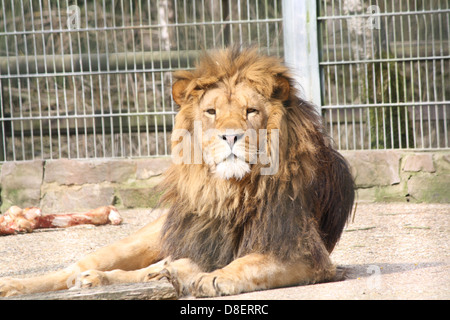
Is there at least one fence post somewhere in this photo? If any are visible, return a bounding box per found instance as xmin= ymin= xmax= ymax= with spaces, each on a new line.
xmin=282 ymin=0 xmax=322 ymax=110
xmin=0 ymin=79 xmax=5 ymax=161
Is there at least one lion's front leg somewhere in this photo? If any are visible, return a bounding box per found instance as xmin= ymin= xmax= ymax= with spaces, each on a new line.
xmin=190 ymin=253 xmax=336 ymax=297
xmin=75 ymin=260 xmax=168 ymax=288
xmin=0 ymin=213 xmax=166 ymax=297
xmin=0 ymin=270 xmax=74 ymax=297
xmin=76 ymin=258 xmax=203 ymax=297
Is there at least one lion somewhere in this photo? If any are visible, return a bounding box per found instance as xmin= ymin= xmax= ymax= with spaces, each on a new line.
xmin=0 ymin=47 xmax=354 ymax=298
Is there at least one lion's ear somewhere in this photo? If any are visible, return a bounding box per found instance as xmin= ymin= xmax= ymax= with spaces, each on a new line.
xmin=172 ymin=79 xmax=191 ymax=106
xmin=272 ymin=76 xmax=290 ymax=102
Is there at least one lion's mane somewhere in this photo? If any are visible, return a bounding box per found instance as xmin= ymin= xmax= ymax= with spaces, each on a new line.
xmin=157 ymin=48 xmax=355 ymax=272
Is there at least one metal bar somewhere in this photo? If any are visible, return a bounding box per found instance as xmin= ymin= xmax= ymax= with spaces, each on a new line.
xmin=282 ymin=0 xmax=322 ymax=107
xmin=442 ymin=1 xmax=449 ymax=148
xmin=65 ymin=0 xmax=77 ymax=158
xmin=319 ymin=55 xmax=450 ymax=66
xmin=0 ymin=51 xmax=198 ymax=74
xmin=0 ymin=18 xmax=284 ymax=37
xmin=0 ymin=48 xmax=284 ymax=76
xmin=317 ymin=9 xmax=450 ymax=20
xmin=57 ymin=0 xmax=70 ymax=158
xmin=0 ymin=110 xmax=177 ymax=122
xmin=322 ymin=101 xmax=450 ymax=109
xmin=431 ymin=3 xmax=440 ymax=148
xmin=83 ymin=0 xmax=97 ymax=158
xmin=273 ymin=0 xmax=281 ymax=56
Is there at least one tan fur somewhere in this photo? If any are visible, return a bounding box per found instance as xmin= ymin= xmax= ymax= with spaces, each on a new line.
xmin=0 ymin=48 xmax=354 ymax=298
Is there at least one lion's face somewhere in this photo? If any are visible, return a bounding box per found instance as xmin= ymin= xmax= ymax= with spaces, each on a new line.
xmin=171 ymin=49 xmax=291 ymax=180
xmin=196 ymin=82 xmax=268 ymax=180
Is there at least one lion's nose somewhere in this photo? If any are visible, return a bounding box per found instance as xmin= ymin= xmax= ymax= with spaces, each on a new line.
xmin=221 ymin=134 xmax=242 ymax=149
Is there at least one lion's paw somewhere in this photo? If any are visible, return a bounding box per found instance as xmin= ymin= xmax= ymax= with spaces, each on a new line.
xmin=144 ymin=268 xmax=184 ymax=296
xmin=75 ymin=270 xmax=109 ymax=288
xmin=0 ymin=278 xmax=26 ymax=297
xmin=144 ymin=267 xmax=169 ymax=282
xmin=190 ymin=273 xmax=240 ymax=297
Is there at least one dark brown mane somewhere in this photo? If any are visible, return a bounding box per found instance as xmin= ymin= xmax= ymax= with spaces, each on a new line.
xmin=157 ymin=48 xmax=355 ymax=272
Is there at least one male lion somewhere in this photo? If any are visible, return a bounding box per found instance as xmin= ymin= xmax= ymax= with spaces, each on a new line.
xmin=0 ymin=48 xmax=354 ymax=298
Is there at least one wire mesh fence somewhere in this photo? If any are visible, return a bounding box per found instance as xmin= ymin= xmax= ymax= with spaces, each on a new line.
xmin=0 ymin=0 xmax=283 ymax=161
xmin=0 ymin=0 xmax=449 ymax=162
xmin=318 ymin=0 xmax=449 ymax=150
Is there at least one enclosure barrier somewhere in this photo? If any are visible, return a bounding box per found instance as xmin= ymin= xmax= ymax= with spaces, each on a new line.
xmin=0 ymin=0 xmax=448 ymax=162
xmin=316 ymin=0 xmax=449 ymax=150
xmin=0 ymin=0 xmax=283 ymax=161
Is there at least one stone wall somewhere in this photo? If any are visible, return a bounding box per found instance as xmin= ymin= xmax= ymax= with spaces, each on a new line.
xmin=342 ymin=151 xmax=450 ymax=203
xmin=0 ymin=158 xmax=171 ymax=213
xmin=0 ymin=151 xmax=448 ymax=213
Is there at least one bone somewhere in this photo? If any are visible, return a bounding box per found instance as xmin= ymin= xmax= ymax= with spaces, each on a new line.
xmin=0 ymin=206 xmax=122 ymax=236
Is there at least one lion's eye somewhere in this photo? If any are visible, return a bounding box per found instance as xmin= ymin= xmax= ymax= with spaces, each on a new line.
xmin=247 ymin=108 xmax=258 ymax=115
xmin=206 ymin=109 xmax=216 ymax=115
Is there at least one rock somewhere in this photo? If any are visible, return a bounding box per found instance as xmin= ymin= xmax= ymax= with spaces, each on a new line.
xmin=136 ymin=158 xmax=172 ymax=180
xmin=41 ymin=184 xmax=115 ymax=213
xmin=117 ymin=187 xmax=161 ymax=208
xmin=44 ymin=159 xmax=136 ymax=185
xmin=104 ymin=160 xmax=137 ymax=183
xmin=342 ymin=151 xmax=401 ymax=188
xmin=44 ymin=159 xmax=100 ymax=185
xmin=434 ymin=153 xmax=450 ymax=173
xmin=403 ymin=154 xmax=435 ymax=172
xmin=0 ymin=160 xmax=43 ymax=213
xmin=6 ymin=279 xmax=177 ymax=300
xmin=0 ymin=160 xmax=43 ymax=189
xmin=407 ymin=175 xmax=450 ymax=203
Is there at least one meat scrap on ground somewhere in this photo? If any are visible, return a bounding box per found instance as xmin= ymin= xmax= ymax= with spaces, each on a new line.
xmin=0 ymin=206 xmax=122 ymax=236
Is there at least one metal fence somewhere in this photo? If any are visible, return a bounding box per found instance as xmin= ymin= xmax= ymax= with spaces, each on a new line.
xmin=0 ymin=0 xmax=283 ymax=161
xmin=318 ymin=0 xmax=449 ymax=150
xmin=0 ymin=0 xmax=449 ymax=162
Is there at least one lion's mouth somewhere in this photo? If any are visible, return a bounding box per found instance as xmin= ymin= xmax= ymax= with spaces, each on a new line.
xmin=214 ymin=154 xmax=250 ymax=180
xmin=201 ymin=134 xmax=254 ymax=180
xmin=213 ymin=145 xmax=248 ymax=164
xmin=226 ymin=152 xmax=245 ymax=162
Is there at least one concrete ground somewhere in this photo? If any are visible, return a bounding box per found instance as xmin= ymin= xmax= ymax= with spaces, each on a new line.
xmin=0 ymin=203 xmax=448 ymax=300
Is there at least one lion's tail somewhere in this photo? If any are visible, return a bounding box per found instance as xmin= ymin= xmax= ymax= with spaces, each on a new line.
xmin=315 ymin=149 xmax=355 ymax=253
